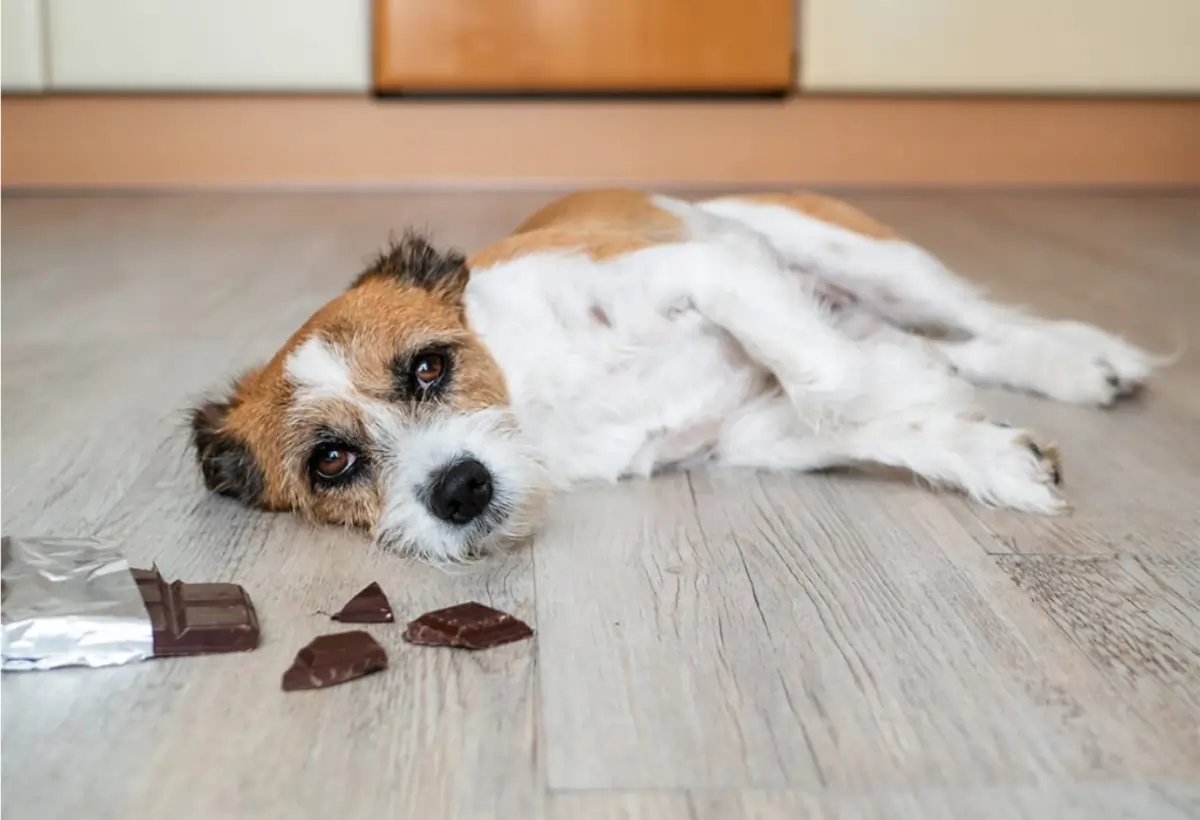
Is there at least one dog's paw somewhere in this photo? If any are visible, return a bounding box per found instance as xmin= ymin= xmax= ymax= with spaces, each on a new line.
xmin=1032 ymin=350 xmax=1132 ymax=407
xmin=964 ymin=320 xmax=1166 ymax=407
xmin=957 ymin=423 xmax=1068 ymax=514
xmin=1036 ymin=320 xmax=1162 ymax=405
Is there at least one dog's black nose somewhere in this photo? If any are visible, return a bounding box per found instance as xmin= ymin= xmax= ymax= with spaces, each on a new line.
xmin=428 ymin=459 xmax=494 ymax=524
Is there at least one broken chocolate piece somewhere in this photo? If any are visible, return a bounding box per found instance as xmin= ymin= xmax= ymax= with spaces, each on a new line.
xmin=281 ymin=631 xmax=388 ymax=691
xmin=402 ymin=602 xmax=533 ymax=650
xmin=131 ymin=567 xmax=260 ymax=657
xmin=331 ymin=582 xmax=394 ymax=623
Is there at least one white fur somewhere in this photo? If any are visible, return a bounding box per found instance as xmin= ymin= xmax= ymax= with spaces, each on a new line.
xmin=368 ymin=406 xmax=550 ymax=564
xmin=285 ymin=336 xmax=356 ymax=402
xmin=459 ymin=195 xmax=1112 ymax=532
xmin=698 ymin=197 xmax=1166 ymax=406
xmin=464 ymin=245 xmax=771 ymax=488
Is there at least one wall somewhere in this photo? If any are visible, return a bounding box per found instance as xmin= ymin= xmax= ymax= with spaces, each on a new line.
xmin=3 ymin=0 xmax=1198 ymax=189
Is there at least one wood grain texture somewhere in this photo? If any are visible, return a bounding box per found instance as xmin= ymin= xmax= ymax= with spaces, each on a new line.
xmin=534 ymin=471 xmax=1196 ymax=790
xmin=4 ymin=97 xmax=1200 ymax=189
xmin=2 ymin=191 xmax=1198 ymax=819
xmin=547 ymin=784 xmax=1200 ymax=819
xmin=998 ymin=553 xmax=1200 ymax=765
xmin=373 ymin=0 xmax=793 ymax=91
xmin=552 ymin=787 xmax=1200 ymax=820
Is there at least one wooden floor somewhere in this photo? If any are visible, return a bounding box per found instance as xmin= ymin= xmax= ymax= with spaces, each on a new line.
xmin=2 ymin=190 xmax=1198 ymax=820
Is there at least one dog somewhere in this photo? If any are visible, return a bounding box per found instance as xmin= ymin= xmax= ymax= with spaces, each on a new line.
xmin=189 ymin=188 xmax=1164 ymax=563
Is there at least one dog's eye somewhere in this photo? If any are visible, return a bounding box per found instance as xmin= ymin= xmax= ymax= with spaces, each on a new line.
xmin=413 ymin=351 xmax=447 ymax=389
xmin=309 ymin=445 xmax=358 ymax=482
xmin=392 ymin=346 xmax=453 ymax=402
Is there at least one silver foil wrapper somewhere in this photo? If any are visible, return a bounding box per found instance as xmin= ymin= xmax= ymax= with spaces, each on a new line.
xmin=1 ymin=535 xmax=154 ymax=671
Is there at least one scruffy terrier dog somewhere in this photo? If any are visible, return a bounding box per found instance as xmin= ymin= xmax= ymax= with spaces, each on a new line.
xmin=190 ymin=189 xmax=1163 ymax=563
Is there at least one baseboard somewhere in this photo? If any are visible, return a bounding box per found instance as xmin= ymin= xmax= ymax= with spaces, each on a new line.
xmin=3 ymin=95 xmax=1199 ymax=189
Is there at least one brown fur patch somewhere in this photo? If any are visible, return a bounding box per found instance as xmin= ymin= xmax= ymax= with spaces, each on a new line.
xmin=512 ymin=188 xmax=683 ymax=237
xmin=316 ymin=278 xmax=509 ymax=409
xmin=468 ymin=226 xmax=672 ymax=270
xmin=728 ymin=192 xmax=900 ymax=240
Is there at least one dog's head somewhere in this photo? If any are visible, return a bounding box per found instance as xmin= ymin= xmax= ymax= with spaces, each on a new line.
xmin=189 ymin=233 xmax=549 ymax=563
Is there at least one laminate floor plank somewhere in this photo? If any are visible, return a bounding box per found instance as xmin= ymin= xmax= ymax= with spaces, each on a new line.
xmin=545 ymin=783 xmax=1200 ymax=820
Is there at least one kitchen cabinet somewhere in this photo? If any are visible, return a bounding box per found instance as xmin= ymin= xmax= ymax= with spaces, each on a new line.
xmin=45 ymin=0 xmax=370 ymax=91
xmin=801 ymin=0 xmax=1200 ymax=94
xmin=373 ymin=0 xmax=795 ymax=93
xmin=2 ymin=0 xmax=46 ymax=92
xmin=4 ymin=1 xmax=1195 ymax=96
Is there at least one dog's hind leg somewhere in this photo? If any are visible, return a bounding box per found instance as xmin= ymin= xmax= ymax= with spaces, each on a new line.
xmin=714 ymin=388 xmax=1065 ymax=514
xmin=639 ymin=207 xmax=1065 ymax=513
xmin=697 ymin=194 xmax=1168 ymax=407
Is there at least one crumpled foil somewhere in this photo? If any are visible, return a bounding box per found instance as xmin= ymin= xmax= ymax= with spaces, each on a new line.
xmin=1 ymin=535 xmax=154 ymax=671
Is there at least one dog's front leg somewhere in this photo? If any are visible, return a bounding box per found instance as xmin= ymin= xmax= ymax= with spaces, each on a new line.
xmin=653 ymin=234 xmax=972 ymax=424
xmin=715 ymin=390 xmax=1065 ymax=513
xmin=653 ymin=238 xmax=1066 ymax=513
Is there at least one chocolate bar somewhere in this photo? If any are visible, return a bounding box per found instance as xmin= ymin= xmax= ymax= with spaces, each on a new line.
xmin=131 ymin=568 xmax=260 ymax=657
xmin=282 ymin=631 xmax=388 ymax=691
xmin=331 ymin=582 xmax=394 ymax=623
xmin=402 ymin=602 xmax=533 ymax=650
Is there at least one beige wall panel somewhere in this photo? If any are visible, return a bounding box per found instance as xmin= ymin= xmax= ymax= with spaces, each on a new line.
xmin=47 ymin=0 xmax=369 ymax=91
xmin=2 ymin=0 xmax=46 ymax=92
xmin=801 ymin=0 xmax=1200 ymax=93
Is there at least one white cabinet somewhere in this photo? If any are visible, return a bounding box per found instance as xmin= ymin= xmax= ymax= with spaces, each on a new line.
xmin=2 ymin=0 xmax=46 ymax=91
xmin=801 ymin=0 xmax=1200 ymax=94
xmin=46 ymin=0 xmax=370 ymax=91
xmin=7 ymin=0 xmax=1199 ymax=95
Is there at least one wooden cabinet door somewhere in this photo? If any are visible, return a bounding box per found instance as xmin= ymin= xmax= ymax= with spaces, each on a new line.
xmin=373 ymin=0 xmax=794 ymax=93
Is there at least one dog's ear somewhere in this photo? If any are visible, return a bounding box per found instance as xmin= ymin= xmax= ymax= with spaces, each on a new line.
xmin=350 ymin=230 xmax=469 ymax=297
xmin=189 ymin=391 xmax=265 ymax=507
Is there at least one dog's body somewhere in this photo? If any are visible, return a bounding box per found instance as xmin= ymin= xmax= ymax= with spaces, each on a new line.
xmin=191 ymin=189 xmax=1163 ymax=562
